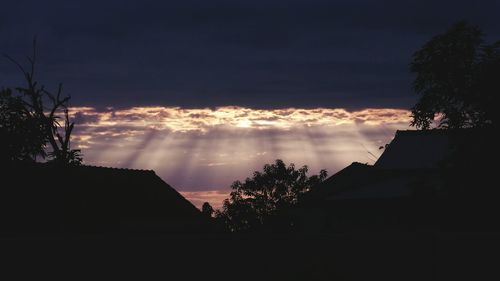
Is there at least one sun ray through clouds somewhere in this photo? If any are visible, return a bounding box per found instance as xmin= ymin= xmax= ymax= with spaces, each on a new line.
xmin=69 ymin=106 xmax=412 ymax=208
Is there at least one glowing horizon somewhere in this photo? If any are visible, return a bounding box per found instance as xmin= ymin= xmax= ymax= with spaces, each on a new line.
xmin=69 ymin=106 xmax=413 ymax=209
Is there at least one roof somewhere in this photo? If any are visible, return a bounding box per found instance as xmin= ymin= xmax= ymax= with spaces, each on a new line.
xmin=301 ymin=162 xmax=439 ymax=204
xmin=375 ymin=130 xmax=452 ymax=170
xmin=303 ymin=129 xmax=487 ymax=203
xmin=0 ymin=162 xmax=209 ymax=234
xmin=301 ymin=129 xmax=470 ymax=203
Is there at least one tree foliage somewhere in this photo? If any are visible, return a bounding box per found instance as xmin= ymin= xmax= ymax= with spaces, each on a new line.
xmin=410 ymin=21 xmax=500 ymax=129
xmin=201 ymin=202 xmax=214 ymax=218
xmin=0 ymin=88 xmax=47 ymax=161
xmin=0 ymin=39 xmax=82 ymax=165
xmin=215 ymin=159 xmax=327 ymax=232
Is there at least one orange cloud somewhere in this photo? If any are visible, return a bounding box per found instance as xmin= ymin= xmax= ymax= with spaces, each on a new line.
xmin=71 ymin=106 xmax=411 ymax=133
xmin=68 ymin=106 xmax=414 ymax=208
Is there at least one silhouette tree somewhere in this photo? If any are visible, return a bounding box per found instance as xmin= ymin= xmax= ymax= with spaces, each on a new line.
xmin=1 ymin=39 xmax=82 ymax=165
xmin=215 ymin=159 xmax=327 ymax=232
xmin=201 ymin=202 xmax=214 ymax=218
xmin=410 ymin=21 xmax=500 ymax=129
xmin=0 ymin=88 xmax=46 ymax=162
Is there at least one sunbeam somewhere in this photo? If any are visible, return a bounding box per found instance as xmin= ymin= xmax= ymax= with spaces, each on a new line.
xmin=69 ymin=106 xmax=411 ymax=208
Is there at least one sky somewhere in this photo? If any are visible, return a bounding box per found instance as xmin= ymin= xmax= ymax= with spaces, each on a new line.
xmin=69 ymin=106 xmax=411 ymax=208
xmin=1 ymin=0 xmax=499 ymax=208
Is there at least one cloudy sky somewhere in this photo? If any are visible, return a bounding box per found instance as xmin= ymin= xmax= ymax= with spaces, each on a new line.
xmin=1 ymin=0 xmax=499 ymax=208
xmin=70 ymin=106 xmax=411 ymax=207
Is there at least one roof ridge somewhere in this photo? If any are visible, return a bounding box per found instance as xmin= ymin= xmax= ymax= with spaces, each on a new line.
xmin=80 ymin=165 xmax=155 ymax=173
xmin=2 ymin=161 xmax=156 ymax=173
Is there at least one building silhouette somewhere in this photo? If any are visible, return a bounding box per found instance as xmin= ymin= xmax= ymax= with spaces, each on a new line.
xmin=292 ymin=128 xmax=497 ymax=232
xmin=0 ymin=163 xmax=212 ymax=235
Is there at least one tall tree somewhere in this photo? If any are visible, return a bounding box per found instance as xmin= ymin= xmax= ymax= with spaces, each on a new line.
xmin=410 ymin=21 xmax=500 ymax=129
xmin=1 ymin=39 xmax=82 ymax=165
xmin=215 ymin=159 xmax=327 ymax=232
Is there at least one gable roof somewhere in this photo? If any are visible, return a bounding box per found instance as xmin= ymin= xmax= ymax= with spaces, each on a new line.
xmin=301 ymin=162 xmax=435 ymax=204
xmin=302 ymin=129 xmax=473 ymax=203
xmin=0 ymin=162 xmax=209 ymax=234
xmin=375 ymin=130 xmax=452 ymax=170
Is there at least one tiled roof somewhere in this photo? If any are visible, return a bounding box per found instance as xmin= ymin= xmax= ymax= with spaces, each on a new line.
xmin=0 ymin=162 xmax=209 ymax=234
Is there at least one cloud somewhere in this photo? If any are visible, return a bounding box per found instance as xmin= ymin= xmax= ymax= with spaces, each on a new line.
xmin=70 ymin=105 xmax=410 ymax=182
xmin=71 ymin=106 xmax=411 ymax=134
xmin=180 ymin=190 xmax=230 ymax=210
xmin=66 ymin=106 xmax=416 ymax=207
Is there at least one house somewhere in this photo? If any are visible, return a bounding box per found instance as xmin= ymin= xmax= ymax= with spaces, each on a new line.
xmin=0 ymin=162 xmax=212 ymax=235
xmin=291 ymin=128 xmax=497 ymax=232
xmin=302 ymin=130 xmax=454 ymax=204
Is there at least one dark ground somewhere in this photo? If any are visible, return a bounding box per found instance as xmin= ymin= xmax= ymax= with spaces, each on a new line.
xmin=2 ymin=231 xmax=499 ymax=281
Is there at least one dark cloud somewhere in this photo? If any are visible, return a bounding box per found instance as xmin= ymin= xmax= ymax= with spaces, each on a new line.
xmin=1 ymin=0 xmax=499 ymax=109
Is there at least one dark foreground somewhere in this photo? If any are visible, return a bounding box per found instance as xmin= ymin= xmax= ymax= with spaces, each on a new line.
xmin=2 ymin=231 xmax=498 ymax=281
